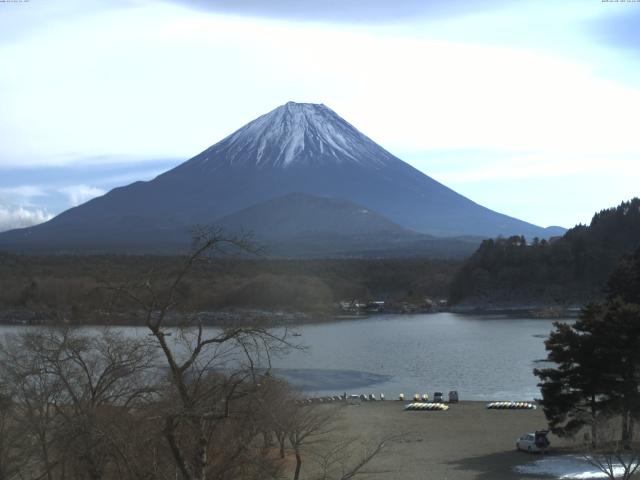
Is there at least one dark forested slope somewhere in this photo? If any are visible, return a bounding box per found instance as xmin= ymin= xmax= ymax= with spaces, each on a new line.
xmin=449 ymin=198 xmax=640 ymax=308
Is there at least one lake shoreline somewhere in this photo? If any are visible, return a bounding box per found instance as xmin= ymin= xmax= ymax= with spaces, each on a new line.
xmin=450 ymin=305 xmax=582 ymax=319
xmin=0 ymin=304 xmax=581 ymax=327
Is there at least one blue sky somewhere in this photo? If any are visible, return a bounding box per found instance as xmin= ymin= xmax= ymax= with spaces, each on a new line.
xmin=0 ymin=0 xmax=639 ymax=231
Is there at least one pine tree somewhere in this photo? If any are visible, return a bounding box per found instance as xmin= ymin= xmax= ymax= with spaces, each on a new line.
xmin=535 ymin=248 xmax=640 ymax=446
xmin=534 ymin=306 xmax=609 ymax=445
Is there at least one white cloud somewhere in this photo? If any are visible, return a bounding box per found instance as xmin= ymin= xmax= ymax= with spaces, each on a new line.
xmin=0 ymin=185 xmax=49 ymax=210
xmin=60 ymin=185 xmax=106 ymax=207
xmin=0 ymin=204 xmax=53 ymax=232
xmin=0 ymin=185 xmax=47 ymax=199
xmin=0 ymin=1 xmax=638 ymax=229
xmin=430 ymin=153 xmax=629 ymax=184
xmin=2 ymin=3 xmax=639 ymax=168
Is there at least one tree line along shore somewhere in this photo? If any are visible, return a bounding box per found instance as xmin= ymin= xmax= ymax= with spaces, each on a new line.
xmin=0 ymin=254 xmax=458 ymax=325
xmin=1 ymin=197 xmax=639 ymax=326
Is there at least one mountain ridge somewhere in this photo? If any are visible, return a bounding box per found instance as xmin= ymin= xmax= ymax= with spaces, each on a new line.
xmin=0 ymin=102 xmax=565 ymax=254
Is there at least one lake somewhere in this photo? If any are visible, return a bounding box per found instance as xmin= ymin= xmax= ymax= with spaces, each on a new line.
xmin=0 ymin=313 xmax=565 ymax=401
xmin=270 ymin=313 xmax=561 ymax=401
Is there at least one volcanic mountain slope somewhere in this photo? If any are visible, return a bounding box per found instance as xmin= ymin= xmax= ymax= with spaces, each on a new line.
xmin=215 ymin=193 xmax=481 ymax=258
xmin=0 ymin=102 xmax=563 ymax=253
xmin=216 ymin=192 xmax=406 ymax=238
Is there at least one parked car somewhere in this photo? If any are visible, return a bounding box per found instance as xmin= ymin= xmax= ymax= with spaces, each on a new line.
xmin=448 ymin=391 xmax=459 ymax=403
xmin=433 ymin=391 xmax=444 ymax=403
xmin=516 ymin=431 xmax=550 ymax=453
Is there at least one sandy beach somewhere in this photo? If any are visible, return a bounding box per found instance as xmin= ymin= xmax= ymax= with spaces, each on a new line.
xmin=318 ymin=401 xmax=583 ymax=480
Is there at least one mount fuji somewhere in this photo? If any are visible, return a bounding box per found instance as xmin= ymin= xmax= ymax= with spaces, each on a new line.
xmin=0 ymin=102 xmax=564 ymax=255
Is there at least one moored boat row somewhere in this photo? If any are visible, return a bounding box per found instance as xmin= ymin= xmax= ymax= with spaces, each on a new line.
xmin=486 ymin=401 xmax=536 ymax=409
xmin=404 ymin=402 xmax=449 ymax=411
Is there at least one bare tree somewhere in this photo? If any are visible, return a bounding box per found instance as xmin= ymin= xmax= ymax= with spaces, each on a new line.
xmin=0 ymin=384 xmax=24 ymax=480
xmin=250 ymin=375 xmax=291 ymax=458
xmin=0 ymin=230 xmax=308 ymax=480
xmin=310 ymin=435 xmax=396 ymax=480
xmin=0 ymin=331 xmax=61 ymax=480
xmin=287 ymin=403 xmax=337 ymax=480
xmin=110 ymin=229 xmax=296 ymax=480
xmin=249 ymin=379 xmax=394 ymax=480
xmin=583 ymin=418 xmax=640 ymax=480
xmin=0 ymin=327 xmax=159 ymax=480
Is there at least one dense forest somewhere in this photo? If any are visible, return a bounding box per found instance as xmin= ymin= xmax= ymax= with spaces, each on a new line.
xmin=0 ymin=253 xmax=460 ymax=324
xmin=449 ymin=198 xmax=640 ymax=309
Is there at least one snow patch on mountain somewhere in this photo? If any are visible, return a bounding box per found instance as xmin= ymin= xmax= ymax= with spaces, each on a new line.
xmin=194 ymin=102 xmax=397 ymax=169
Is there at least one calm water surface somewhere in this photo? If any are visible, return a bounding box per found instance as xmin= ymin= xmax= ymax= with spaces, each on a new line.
xmin=0 ymin=313 xmax=565 ymax=401
xmin=270 ymin=313 xmax=561 ymax=400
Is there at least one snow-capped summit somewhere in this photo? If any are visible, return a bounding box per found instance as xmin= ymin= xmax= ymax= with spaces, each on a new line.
xmin=0 ymin=102 xmax=564 ymax=253
xmin=188 ymin=102 xmax=395 ymax=170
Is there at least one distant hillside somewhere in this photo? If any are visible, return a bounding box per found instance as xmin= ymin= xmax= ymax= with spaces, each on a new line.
xmin=217 ymin=192 xmax=407 ymax=238
xmin=449 ymin=198 xmax=640 ymax=309
xmin=215 ymin=193 xmax=481 ymax=258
